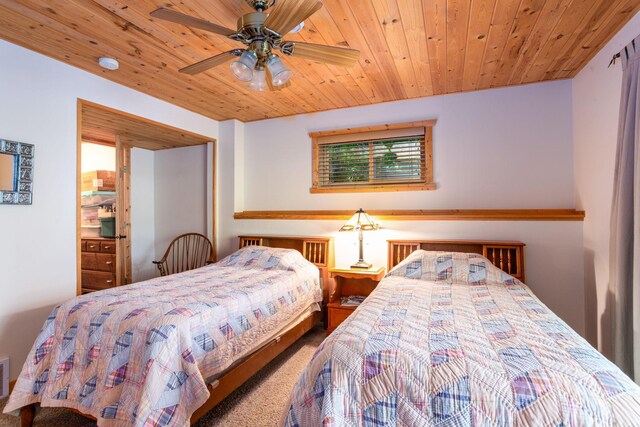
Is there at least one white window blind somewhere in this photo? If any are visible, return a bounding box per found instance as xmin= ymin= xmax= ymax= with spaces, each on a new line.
xmin=317 ymin=135 xmax=425 ymax=187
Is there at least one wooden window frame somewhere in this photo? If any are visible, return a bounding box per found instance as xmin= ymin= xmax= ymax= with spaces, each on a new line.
xmin=310 ymin=120 xmax=436 ymax=193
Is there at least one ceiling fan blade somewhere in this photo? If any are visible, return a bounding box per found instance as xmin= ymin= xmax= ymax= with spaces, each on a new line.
xmin=180 ymin=51 xmax=240 ymax=75
xmin=287 ymin=42 xmax=360 ymax=67
xmin=150 ymin=8 xmax=237 ymax=37
xmin=264 ymin=0 xmax=323 ymax=36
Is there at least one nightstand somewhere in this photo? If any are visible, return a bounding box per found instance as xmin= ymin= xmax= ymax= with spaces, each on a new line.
xmin=327 ymin=266 xmax=386 ymax=335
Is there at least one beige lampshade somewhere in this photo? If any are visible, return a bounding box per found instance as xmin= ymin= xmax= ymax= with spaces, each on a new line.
xmin=339 ymin=208 xmax=381 ymax=232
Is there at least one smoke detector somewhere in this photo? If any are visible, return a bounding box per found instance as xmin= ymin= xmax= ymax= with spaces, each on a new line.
xmin=98 ymin=57 xmax=119 ymax=71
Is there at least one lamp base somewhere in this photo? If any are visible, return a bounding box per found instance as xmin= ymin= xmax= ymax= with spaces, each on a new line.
xmin=350 ymin=260 xmax=372 ymax=269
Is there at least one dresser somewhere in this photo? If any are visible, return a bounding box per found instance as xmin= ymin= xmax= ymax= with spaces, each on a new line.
xmin=81 ymin=238 xmax=116 ymax=294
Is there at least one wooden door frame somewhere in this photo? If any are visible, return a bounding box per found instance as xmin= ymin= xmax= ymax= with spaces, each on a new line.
xmin=76 ymin=99 xmax=217 ymax=294
xmin=115 ymin=136 xmax=132 ymax=286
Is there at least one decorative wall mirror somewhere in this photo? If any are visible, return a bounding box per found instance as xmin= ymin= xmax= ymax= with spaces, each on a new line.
xmin=0 ymin=139 xmax=34 ymax=205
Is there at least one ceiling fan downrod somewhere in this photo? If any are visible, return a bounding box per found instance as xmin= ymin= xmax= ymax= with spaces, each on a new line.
xmin=246 ymin=0 xmax=276 ymax=12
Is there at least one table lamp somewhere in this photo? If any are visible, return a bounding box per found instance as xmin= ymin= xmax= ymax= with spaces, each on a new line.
xmin=339 ymin=208 xmax=381 ymax=269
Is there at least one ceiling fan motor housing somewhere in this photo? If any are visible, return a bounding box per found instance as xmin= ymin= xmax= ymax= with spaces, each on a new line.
xmin=237 ymin=12 xmax=267 ymax=39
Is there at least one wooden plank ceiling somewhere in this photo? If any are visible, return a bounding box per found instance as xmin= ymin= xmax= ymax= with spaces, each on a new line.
xmin=81 ymin=101 xmax=213 ymax=149
xmin=2 ymin=1 xmax=639 ymax=122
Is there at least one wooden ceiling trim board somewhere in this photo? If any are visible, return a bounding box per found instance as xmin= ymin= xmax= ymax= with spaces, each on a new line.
xmin=81 ymin=99 xmax=216 ymax=141
xmin=554 ymin=0 xmax=640 ymax=78
xmin=395 ymin=0 xmax=434 ymax=95
xmin=520 ymin=0 xmax=598 ymax=83
xmin=461 ymin=0 xmax=497 ymax=92
xmin=307 ymin=10 xmax=387 ymax=103
xmin=81 ymin=136 xmax=117 ymax=146
xmin=476 ymin=0 xmax=522 ymax=90
xmin=507 ymin=0 xmax=570 ymax=85
xmin=288 ymin=20 xmax=369 ymax=106
xmin=280 ymin=21 xmax=363 ymax=109
xmin=492 ymin=0 xmax=547 ymax=88
xmin=370 ymin=0 xmax=421 ymax=99
xmin=423 ymin=0 xmax=448 ymax=94
xmin=318 ymin=2 xmax=398 ymax=102
xmin=285 ymin=19 xmax=367 ymax=105
xmin=80 ymin=100 xmax=215 ymax=150
xmin=446 ymin=0 xmax=472 ymax=93
xmin=543 ymin=0 xmax=621 ymax=79
xmin=343 ymin=1 xmax=410 ymax=99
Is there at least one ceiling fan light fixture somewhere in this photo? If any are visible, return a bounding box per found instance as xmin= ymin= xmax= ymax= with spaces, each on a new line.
xmin=230 ymin=50 xmax=258 ymax=82
xmin=289 ymin=21 xmax=305 ymax=34
xmin=248 ymin=69 xmax=269 ymax=91
xmin=267 ymin=55 xmax=293 ymax=87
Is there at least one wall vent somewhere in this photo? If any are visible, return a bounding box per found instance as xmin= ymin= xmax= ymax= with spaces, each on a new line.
xmin=0 ymin=358 xmax=8 ymax=398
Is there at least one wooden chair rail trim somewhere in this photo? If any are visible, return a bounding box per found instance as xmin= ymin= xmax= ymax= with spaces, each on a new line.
xmin=234 ymin=209 xmax=586 ymax=221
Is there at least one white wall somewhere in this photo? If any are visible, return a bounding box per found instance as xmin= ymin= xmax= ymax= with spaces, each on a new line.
xmin=218 ymin=81 xmax=586 ymax=335
xmin=154 ymin=145 xmax=209 ymax=260
xmin=81 ymin=143 xmax=115 ymax=173
xmin=244 ymin=81 xmax=574 ymax=210
xmin=130 ymin=148 xmax=156 ymax=283
xmin=573 ymin=12 xmax=640 ymax=354
xmin=0 ymin=39 xmax=218 ymax=380
xmin=217 ymin=120 xmax=246 ymax=258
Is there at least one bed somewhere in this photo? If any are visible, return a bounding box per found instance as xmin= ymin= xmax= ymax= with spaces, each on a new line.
xmin=5 ymin=235 xmax=333 ymax=426
xmin=285 ymin=239 xmax=640 ymax=426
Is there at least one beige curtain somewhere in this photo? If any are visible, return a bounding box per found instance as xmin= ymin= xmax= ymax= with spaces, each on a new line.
xmin=610 ymin=35 xmax=640 ymax=381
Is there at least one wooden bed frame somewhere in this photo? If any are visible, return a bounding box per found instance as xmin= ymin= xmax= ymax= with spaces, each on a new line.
xmin=388 ymin=239 xmax=526 ymax=282
xmin=20 ymin=235 xmax=333 ymax=427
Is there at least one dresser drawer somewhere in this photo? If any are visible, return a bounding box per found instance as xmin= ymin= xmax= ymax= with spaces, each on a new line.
xmin=82 ymin=253 xmax=115 ymax=272
xmin=327 ymin=303 xmax=356 ymax=333
xmin=100 ymin=240 xmax=116 ymax=254
xmin=84 ymin=240 xmax=101 ymax=253
xmin=81 ymin=270 xmax=116 ymax=290
xmin=96 ymin=254 xmax=116 ymax=272
xmin=81 ymin=253 xmax=98 ymax=270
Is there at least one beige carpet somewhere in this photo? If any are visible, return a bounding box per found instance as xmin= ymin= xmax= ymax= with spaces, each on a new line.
xmin=0 ymin=326 xmax=325 ymax=427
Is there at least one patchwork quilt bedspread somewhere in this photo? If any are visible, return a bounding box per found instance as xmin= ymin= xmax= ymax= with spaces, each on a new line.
xmin=285 ymin=251 xmax=640 ymax=426
xmin=5 ymin=246 xmax=322 ymax=426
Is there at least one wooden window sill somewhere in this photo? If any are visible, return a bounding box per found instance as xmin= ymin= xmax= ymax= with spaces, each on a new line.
xmin=310 ymin=182 xmax=437 ymax=193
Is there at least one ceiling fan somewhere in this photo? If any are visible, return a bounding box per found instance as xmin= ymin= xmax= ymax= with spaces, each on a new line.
xmin=150 ymin=0 xmax=361 ymax=91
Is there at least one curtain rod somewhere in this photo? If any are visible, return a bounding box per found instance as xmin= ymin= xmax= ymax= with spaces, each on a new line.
xmin=610 ymin=39 xmax=636 ymax=67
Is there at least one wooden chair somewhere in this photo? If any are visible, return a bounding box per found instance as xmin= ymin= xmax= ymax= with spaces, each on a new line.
xmin=153 ymin=233 xmax=214 ymax=276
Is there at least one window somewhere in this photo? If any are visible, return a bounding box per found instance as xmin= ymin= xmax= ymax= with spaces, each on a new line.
xmin=310 ymin=120 xmax=436 ymax=193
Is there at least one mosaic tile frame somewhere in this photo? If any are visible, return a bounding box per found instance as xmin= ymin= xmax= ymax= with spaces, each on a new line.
xmin=0 ymin=139 xmax=34 ymax=205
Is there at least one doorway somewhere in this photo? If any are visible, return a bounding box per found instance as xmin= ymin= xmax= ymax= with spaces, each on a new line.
xmin=76 ymin=100 xmax=216 ymax=295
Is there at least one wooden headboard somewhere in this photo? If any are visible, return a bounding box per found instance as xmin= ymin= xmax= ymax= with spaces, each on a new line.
xmin=388 ymin=239 xmax=526 ymax=282
xmin=239 ymin=235 xmax=334 ymax=303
